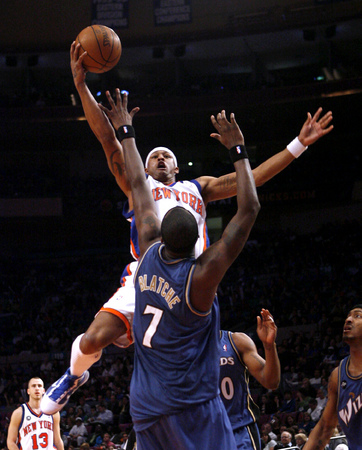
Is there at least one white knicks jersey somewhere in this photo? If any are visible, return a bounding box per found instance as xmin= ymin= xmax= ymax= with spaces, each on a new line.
xmin=125 ymin=176 xmax=209 ymax=260
xmin=17 ymin=403 xmax=55 ymax=450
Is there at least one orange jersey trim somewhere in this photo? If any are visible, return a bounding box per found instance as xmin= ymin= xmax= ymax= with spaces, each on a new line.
xmin=99 ymin=307 xmax=133 ymax=344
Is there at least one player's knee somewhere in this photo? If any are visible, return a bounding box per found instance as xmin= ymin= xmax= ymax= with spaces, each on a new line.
xmin=80 ymin=330 xmax=105 ymax=354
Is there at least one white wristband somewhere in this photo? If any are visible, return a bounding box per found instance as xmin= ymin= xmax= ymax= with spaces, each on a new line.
xmin=287 ymin=137 xmax=308 ymax=158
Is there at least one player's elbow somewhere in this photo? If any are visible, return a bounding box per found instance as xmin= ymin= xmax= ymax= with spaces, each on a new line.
xmin=244 ymin=199 xmax=261 ymax=220
xmin=268 ymin=379 xmax=280 ymax=391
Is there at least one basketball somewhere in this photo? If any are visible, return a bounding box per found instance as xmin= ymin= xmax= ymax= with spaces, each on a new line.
xmin=76 ymin=25 xmax=122 ymax=73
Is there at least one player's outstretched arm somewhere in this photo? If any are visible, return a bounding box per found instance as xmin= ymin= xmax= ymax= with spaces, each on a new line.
xmin=232 ymin=309 xmax=280 ymax=390
xmin=303 ymin=368 xmax=339 ymax=449
xmin=199 ymin=107 xmax=333 ymax=204
xmin=70 ymin=42 xmax=132 ymax=201
xmin=113 ymin=91 xmax=161 ymax=255
xmin=191 ymin=111 xmax=260 ymax=312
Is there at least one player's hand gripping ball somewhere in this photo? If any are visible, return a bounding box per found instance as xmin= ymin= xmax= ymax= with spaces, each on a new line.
xmin=76 ymin=24 xmax=122 ymax=73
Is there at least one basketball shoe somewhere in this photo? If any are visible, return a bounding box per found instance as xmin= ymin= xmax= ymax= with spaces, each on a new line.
xmin=41 ymin=368 xmax=89 ymax=414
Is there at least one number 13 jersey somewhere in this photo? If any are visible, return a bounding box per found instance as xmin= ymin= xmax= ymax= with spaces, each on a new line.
xmin=17 ymin=403 xmax=54 ymax=450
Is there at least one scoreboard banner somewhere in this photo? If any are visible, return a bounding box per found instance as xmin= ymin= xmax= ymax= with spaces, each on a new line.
xmin=92 ymin=0 xmax=129 ymax=29
xmin=154 ymin=0 xmax=192 ymax=26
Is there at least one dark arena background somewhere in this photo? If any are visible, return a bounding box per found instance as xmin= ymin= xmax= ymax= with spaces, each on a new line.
xmin=0 ymin=1 xmax=361 ymax=448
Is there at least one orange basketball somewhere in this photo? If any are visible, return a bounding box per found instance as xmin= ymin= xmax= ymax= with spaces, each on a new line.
xmin=76 ymin=25 xmax=122 ymax=73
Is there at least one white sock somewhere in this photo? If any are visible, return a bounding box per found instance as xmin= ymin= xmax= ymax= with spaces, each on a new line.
xmin=70 ymin=334 xmax=102 ymax=377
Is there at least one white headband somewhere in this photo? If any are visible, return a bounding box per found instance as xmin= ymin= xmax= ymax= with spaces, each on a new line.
xmin=145 ymin=147 xmax=178 ymax=169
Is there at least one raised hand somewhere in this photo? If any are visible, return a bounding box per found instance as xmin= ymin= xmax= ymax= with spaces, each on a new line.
xmin=298 ymin=107 xmax=334 ymax=147
xmin=98 ymin=89 xmax=140 ymax=130
xmin=256 ymin=308 xmax=277 ymax=349
xmin=70 ymin=42 xmax=87 ymax=88
xmin=210 ymin=110 xmax=245 ymax=150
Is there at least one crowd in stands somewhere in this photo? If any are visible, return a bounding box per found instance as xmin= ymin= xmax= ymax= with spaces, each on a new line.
xmin=0 ymin=219 xmax=360 ymax=449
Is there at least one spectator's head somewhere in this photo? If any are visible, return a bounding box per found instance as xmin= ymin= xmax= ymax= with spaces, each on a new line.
xmin=75 ymin=417 xmax=82 ymax=425
xmin=280 ymin=431 xmax=292 ymax=446
xmin=261 ymin=432 xmax=271 ymax=444
xmin=316 ymin=388 xmax=325 ymax=399
xmin=302 ymin=378 xmax=311 ymax=388
xmin=308 ymin=398 xmax=318 ymax=410
xmin=103 ymin=433 xmax=111 ymax=443
xmin=80 ymin=444 xmax=90 ymax=450
xmin=95 ymin=424 xmax=103 ymax=434
xmin=303 ymin=412 xmax=312 ymax=422
xmin=295 ymin=433 xmax=308 ymax=447
xmin=286 ymin=414 xmax=296 ymax=426
xmin=270 ymin=416 xmax=280 ymax=429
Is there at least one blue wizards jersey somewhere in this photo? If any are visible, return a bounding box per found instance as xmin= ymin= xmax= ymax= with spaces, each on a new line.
xmin=219 ymin=331 xmax=260 ymax=430
xmin=130 ymin=242 xmax=221 ymax=431
xmin=337 ymin=356 xmax=362 ymax=449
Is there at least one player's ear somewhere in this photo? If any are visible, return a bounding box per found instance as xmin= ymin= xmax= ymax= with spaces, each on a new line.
xmin=174 ymin=166 xmax=179 ymax=174
xmin=145 ymin=167 xmax=149 ymax=174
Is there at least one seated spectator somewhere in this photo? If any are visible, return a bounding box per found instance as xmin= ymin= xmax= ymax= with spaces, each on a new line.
xmin=107 ymin=394 xmax=120 ymax=418
xmin=296 ymin=389 xmax=311 ymax=412
xmin=68 ymin=417 xmax=88 ymax=448
xmin=85 ymin=405 xmax=98 ymax=427
xmin=261 ymin=422 xmax=278 ymax=441
xmin=101 ymin=432 xmax=115 ymax=448
xmin=300 ymin=378 xmax=317 ymax=399
xmin=261 ymin=431 xmax=277 ymax=450
xmin=309 ymin=369 xmax=322 ymax=389
xmin=110 ymin=425 xmax=128 ymax=446
xmin=274 ymin=431 xmax=294 ymax=449
xmin=297 ymin=412 xmax=316 ymax=435
xmin=307 ymin=398 xmax=323 ymax=422
xmin=80 ymin=443 xmax=90 ymax=450
xmin=94 ymin=403 xmax=114 ymax=426
xmin=120 ymin=432 xmax=129 ymax=450
xmin=295 ymin=433 xmax=308 ymax=449
xmin=76 ymin=395 xmax=92 ymax=417
xmin=319 ymin=376 xmax=329 ymax=396
xmin=88 ymin=424 xmax=104 ymax=448
xmin=315 ymin=388 xmax=327 ymax=410
xmin=62 ymin=416 xmax=75 ymax=445
xmin=270 ymin=416 xmax=281 ymax=441
xmin=75 ymin=406 xmax=86 ymax=422
xmin=322 ymin=346 xmax=338 ymax=368
xmin=279 ymin=390 xmax=296 ymax=413
xmin=327 ymin=426 xmax=349 ymax=450
xmin=285 ymin=414 xmax=297 ymax=429
xmin=283 ymin=366 xmax=300 ymax=391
